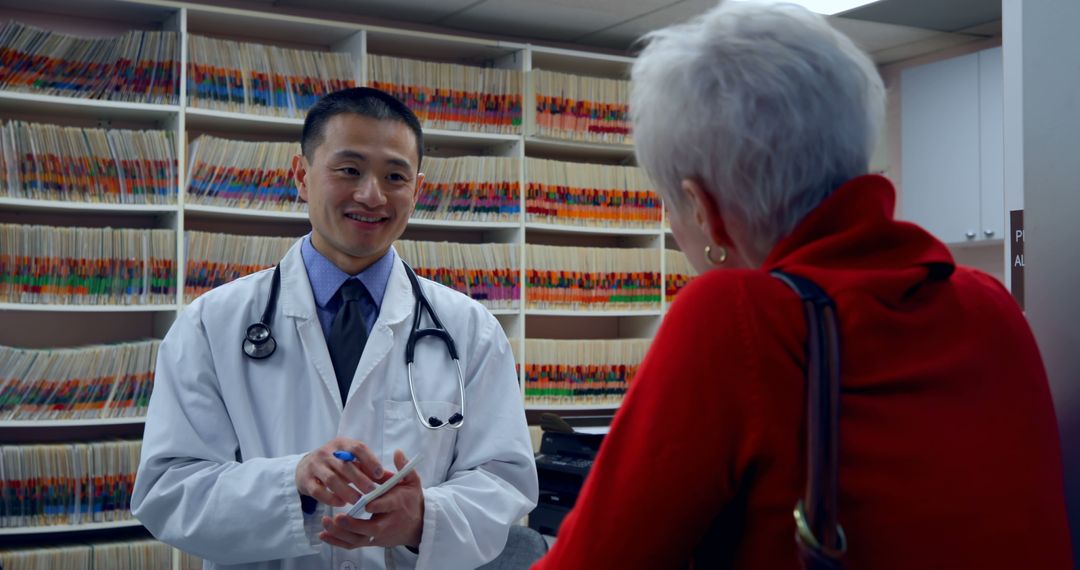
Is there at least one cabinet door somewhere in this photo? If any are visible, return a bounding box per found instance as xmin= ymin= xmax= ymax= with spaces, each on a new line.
xmin=901 ymin=52 xmax=981 ymax=243
xmin=979 ymin=46 xmax=1005 ymax=240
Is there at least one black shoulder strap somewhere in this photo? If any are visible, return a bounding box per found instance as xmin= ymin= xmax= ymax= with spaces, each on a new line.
xmin=771 ymin=270 xmax=846 ymax=568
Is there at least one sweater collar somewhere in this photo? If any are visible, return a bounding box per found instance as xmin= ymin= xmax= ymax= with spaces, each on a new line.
xmin=762 ymin=175 xmax=954 ymax=301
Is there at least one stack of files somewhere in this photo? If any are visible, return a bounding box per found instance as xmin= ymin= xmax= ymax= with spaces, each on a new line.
xmin=665 ymin=249 xmax=697 ymax=303
xmin=0 ymin=121 xmax=177 ymax=204
xmin=91 ymin=540 xmax=172 ymax=570
xmin=508 ymin=336 xmax=522 ymax=377
xmin=0 ymin=439 xmax=142 ymax=527
xmin=185 ymin=231 xmax=296 ymax=301
xmin=417 ymin=156 xmax=519 ymax=223
xmin=0 ymin=223 xmax=176 ymax=305
xmin=523 ymin=338 xmax=650 ymax=406
xmin=524 ymin=244 xmax=660 ymax=311
xmin=0 ymin=127 xmax=6 ymax=193
xmin=0 ymin=340 xmax=159 ymax=421
xmin=531 ymin=70 xmax=631 ymax=144
xmin=368 ymin=54 xmax=523 ymax=134
xmin=0 ymin=21 xmax=179 ymax=104
xmin=524 ymin=158 xmax=659 ymax=228
xmin=181 ymin=550 xmax=204 ymax=570
xmin=396 ymin=239 xmax=519 ymax=310
xmin=187 ymin=35 xmax=356 ymax=118
xmin=186 ymin=135 xmax=302 ymax=211
xmin=0 ymin=539 xmax=172 ymax=570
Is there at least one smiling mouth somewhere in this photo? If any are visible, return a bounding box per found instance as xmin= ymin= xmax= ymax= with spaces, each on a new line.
xmin=345 ymin=213 xmax=388 ymax=223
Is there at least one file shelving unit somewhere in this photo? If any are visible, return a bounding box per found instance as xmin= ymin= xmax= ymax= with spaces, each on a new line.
xmin=0 ymin=0 xmax=684 ymax=564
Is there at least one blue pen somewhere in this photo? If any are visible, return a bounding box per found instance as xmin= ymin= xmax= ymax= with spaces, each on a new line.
xmin=335 ymin=450 xmax=385 ymax=481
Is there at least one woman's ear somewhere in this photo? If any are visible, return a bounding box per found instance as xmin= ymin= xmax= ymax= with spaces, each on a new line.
xmin=680 ymin=177 xmax=733 ymax=247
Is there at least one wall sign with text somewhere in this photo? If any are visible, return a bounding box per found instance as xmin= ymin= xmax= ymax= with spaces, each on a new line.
xmin=1010 ymin=209 xmax=1024 ymax=309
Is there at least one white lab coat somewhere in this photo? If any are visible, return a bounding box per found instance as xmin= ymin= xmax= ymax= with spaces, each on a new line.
xmin=132 ymin=240 xmax=538 ymax=570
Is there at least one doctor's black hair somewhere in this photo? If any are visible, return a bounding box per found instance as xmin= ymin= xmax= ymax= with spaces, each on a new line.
xmin=300 ymin=87 xmax=424 ymax=170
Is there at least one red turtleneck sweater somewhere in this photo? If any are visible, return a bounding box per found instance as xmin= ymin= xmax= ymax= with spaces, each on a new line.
xmin=532 ymin=175 xmax=1072 ymax=569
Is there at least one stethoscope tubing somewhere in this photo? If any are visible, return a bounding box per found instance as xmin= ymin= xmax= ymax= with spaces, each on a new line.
xmin=408 ymin=360 xmax=466 ymax=431
xmin=242 ymin=259 xmax=465 ymax=430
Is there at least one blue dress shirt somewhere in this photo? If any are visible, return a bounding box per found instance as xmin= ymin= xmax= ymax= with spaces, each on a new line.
xmin=300 ymin=234 xmax=396 ymax=340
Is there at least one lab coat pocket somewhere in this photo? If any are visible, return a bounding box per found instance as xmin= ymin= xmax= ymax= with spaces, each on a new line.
xmin=383 ymin=400 xmax=458 ymax=485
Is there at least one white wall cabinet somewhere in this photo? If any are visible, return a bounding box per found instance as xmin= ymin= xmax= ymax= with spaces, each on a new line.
xmin=901 ymin=46 xmax=1004 ymax=244
xmin=978 ymin=47 xmax=1005 ymax=242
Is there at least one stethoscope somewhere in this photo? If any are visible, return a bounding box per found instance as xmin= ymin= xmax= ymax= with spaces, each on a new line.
xmin=242 ymin=259 xmax=465 ymax=431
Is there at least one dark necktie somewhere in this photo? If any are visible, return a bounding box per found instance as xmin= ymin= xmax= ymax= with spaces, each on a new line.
xmin=328 ymin=279 xmax=369 ymax=405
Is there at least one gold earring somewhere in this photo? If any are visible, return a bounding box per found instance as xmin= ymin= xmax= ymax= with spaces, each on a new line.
xmin=705 ymin=244 xmax=727 ymax=266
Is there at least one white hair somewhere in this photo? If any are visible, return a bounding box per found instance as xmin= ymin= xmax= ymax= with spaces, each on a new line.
xmin=631 ymin=0 xmax=885 ymax=261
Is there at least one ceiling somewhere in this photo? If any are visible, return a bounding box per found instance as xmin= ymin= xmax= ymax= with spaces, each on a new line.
xmin=192 ymin=0 xmax=1002 ymax=64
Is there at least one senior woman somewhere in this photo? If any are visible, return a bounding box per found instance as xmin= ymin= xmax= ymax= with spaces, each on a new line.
xmin=531 ymin=2 xmax=1072 ymax=569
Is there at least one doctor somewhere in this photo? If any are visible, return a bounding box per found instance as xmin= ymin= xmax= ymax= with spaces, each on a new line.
xmin=132 ymin=87 xmax=538 ymax=569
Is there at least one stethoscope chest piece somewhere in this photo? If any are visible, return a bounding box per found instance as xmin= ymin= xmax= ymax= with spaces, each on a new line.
xmin=242 ymin=264 xmax=281 ymax=360
xmin=243 ymin=322 xmax=276 ymax=359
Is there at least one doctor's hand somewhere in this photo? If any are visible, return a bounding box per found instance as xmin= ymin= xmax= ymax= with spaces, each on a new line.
xmin=320 ymin=449 xmax=425 ymax=550
xmin=296 ymin=437 xmax=385 ymax=508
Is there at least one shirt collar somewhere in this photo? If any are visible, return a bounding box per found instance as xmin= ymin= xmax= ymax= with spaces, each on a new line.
xmin=301 ymin=234 xmax=397 ymax=309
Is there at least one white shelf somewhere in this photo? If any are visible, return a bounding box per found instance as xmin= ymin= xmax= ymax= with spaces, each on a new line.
xmin=182 ymin=206 xmax=524 ymax=230
xmin=0 ymin=197 xmax=177 ymax=214
xmin=0 ymin=0 xmax=178 ymax=25
xmin=524 ymin=221 xmax=659 ymax=236
xmin=425 ymin=128 xmax=520 ymax=145
xmin=0 ymin=303 xmax=178 ymax=313
xmin=184 ymin=108 xmax=524 ymax=149
xmin=178 ymin=301 xmax=518 ymax=316
xmin=184 ymin=107 xmax=305 ymax=137
xmin=0 ymin=519 xmax=142 ymax=536
xmin=366 ymin=27 xmax=525 ymax=63
xmin=525 ymin=309 xmax=662 ymax=317
xmin=185 ymin=4 xmax=363 ymax=47
xmin=0 ymin=417 xmax=145 ymax=428
xmin=525 ymin=402 xmax=622 ymax=411
xmin=0 ymin=91 xmax=179 ymax=123
xmin=524 ymin=136 xmax=635 ymax=162
xmin=409 ymin=218 xmax=520 ymax=230
xmin=529 ymin=45 xmax=634 ymax=78
xmin=184 ymin=204 xmax=309 ymax=222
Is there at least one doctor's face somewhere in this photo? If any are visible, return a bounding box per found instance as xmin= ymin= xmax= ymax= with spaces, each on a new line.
xmin=295 ymin=113 xmax=424 ymax=275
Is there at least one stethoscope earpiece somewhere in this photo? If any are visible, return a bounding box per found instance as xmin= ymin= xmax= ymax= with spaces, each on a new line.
xmin=427 ymin=411 xmax=463 ymax=429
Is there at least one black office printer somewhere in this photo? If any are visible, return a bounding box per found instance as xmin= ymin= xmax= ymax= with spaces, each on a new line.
xmin=528 ymin=413 xmax=608 ymax=536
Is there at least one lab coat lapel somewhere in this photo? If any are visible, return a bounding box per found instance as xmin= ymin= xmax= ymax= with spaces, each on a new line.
xmin=345 ymin=256 xmax=413 ymax=402
xmin=278 ymin=241 xmax=344 ymax=409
